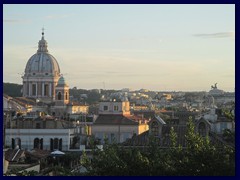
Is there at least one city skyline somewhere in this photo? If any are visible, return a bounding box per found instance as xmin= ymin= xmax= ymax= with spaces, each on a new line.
xmin=3 ymin=4 xmax=235 ymax=92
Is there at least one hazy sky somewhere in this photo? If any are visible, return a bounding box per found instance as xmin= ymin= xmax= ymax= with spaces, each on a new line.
xmin=3 ymin=4 xmax=235 ymax=91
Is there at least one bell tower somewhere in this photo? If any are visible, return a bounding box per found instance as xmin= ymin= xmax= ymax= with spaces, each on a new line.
xmin=55 ymin=76 xmax=69 ymax=106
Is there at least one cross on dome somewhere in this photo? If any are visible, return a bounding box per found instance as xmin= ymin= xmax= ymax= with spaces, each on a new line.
xmin=42 ymin=27 xmax=45 ymax=36
xmin=38 ymin=27 xmax=48 ymax=53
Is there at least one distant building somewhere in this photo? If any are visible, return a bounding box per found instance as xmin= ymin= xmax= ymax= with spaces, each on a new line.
xmin=209 ymin=83 xmax=224 ymax=96
xmin=92 ymin=98 xmax=149 ymax=143
xmin=122 ymin=113 xmax=233 ymax=148
xmin=198 ymin=108 xmax=235 ymax=134
xmin=139 ymin=89 xmax=149 ymax=93
xmin=207 ymin=83 xmax=234 ymax=106
xmin=160 ymin=110 xmax=200 ymax=125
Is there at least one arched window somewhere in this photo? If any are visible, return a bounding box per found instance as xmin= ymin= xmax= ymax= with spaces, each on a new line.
xmin=50 ymin=138 xmax=62 ymax=151
xmin=59 ymin=139 xmax=62 ymax=151
xmin=40 ymin=138 xmax=43 ymax=149
xmin=44 ymin=84 xmax=49 ymax=96
xmin=54 ymin=138 xmax=59 ymax=150
xmin=12 ymin=138 xmax=21 ymax=149
xmin=50 ymin=138 xmax=54 ymax=151
xmin=198 ymin=122 xmax=207 ymax=137
xmin=32 ymin=84 xmax=36 ymax=96
xmin=65 ymin=92 xmax=68 ymax=100
xmin=57 ymin=92 xmax=62 ymax=100
xmin=34 ymin=138 xmax=43 ymax=149
xmin=12 ymin=138 xmax=15 ymax=149
xmin=34 ymin=138 xmax=40 ymax=149
xmin=151 ymin=121 xmax=159 ymax=137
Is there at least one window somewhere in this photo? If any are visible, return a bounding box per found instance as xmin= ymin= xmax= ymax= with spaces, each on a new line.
xmin=65 ymin=92 xmax=68 ymax=100
xmin=58 ymin=92 xmax=62 ymax=100
xmin=44 ymin=84 xmax=49 ymax=96
xmin=40 ymin=138 xmax=43 ymax=149
xmin=104 ymin=106 xmax=108 ymax=111
xmin=34 ymin=138 xmax=40 ymax=149
xmin=32 ymin=84 xmax=36 ymax=96
xmin=36 ymin=123 xmax=41 ymax=129
xmin=114 ymin=106 xmax=119 ymax=111
xmin=50 ymin=138 xmax=62 ymax=150
xmin=12 ymin=138 xmax=15 ymax=149
xmin=54 ymin=138 xmax=59 ymax=149
xmin=12 ymin=138 xmax=21 ymax=149
xmin=151 ymin=121 xmax=159 ymax=137
xmin=59 ymin=139 xmax=62 ymax=151
xmin=50 ymin=138 xmax=54 ymax=151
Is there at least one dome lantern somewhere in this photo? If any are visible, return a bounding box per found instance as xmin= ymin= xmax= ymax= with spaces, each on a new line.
xmin=37 ymin=27 xmax=48 ymax=53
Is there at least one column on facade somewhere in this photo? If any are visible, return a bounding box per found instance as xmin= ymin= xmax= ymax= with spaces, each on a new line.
xmin=42 ymin=82 xmax=44 ymax=97
xmin=38 ymin=82 xmax=41 ymax=97
xmin=49 ymin=82 xmax=52 ymax=97
xmin=35 ymin=83 xmax=38 ymax=97
xmin=29 ymin=82 xmax=32 ymax=96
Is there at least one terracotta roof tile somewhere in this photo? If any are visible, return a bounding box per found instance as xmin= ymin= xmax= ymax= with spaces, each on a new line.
xmin=94 ymin=115 xmax=141 ymax=125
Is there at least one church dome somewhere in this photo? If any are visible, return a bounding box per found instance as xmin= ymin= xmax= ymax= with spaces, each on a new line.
xmin=57 ymin=76 xmax=67 ymax=86
xmin=24 ymin=31 xmax=60 ymax=77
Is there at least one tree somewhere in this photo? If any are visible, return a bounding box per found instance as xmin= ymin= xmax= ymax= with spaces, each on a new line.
xmin=80 ymin=119 xmax=235 ymax=176
xmin=3 ymin=82 xmax=22 ymax=97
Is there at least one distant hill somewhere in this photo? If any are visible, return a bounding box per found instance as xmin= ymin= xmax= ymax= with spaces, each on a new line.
xmin=3 ymin=82 xmax=22 ymax=97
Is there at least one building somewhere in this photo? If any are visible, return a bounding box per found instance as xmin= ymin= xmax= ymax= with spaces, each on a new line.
xmin=4 ymin=30 xmax=89 ymax=119
xmin=4 ymin=31 xmax=87 ymax=152
xmin=122 ymin=114 xmax=233 ymax=148
xmin=92 ymin=98 xmax=149 ymax=143
xmin=5 ymin=128 xmax=75 ymax=151
xmin=22 ymin=29 xmax=61 ymax=103
xmin=198 ymin=108 xmax=235 ymax=134
xmin=209 ymin=83 xmax=224 ymax=96
xmin=52 ymin=76 xmax=70 ymax=117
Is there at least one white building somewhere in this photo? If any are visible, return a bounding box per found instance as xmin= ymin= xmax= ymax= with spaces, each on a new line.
xmin=92 ymin=98 xmax=149 ymax=144
xmin=197 ymin=108 xmax=235 ymax=134
xmin=5 ymin=129 xmax=75 ymax=151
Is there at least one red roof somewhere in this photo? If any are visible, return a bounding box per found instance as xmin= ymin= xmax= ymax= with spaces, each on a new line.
xmin=94 ymin=114 xmax=146 ymax=125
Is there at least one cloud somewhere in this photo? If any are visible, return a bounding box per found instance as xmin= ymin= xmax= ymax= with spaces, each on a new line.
xmin=45 ymin=14 xmax=73 ymax=20
xmin=3 ymin=19 xmax=30 ymax=23
xmin=193 ymin=31 xmax=235 ymax=38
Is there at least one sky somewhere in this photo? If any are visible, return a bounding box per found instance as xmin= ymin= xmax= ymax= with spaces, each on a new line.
xmin=3 ymin=4 xmax=235 ymax=92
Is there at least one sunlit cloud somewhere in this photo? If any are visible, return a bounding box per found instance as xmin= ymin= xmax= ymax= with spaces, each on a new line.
xmin=193 ymin=31 xmax=235 ymax=38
